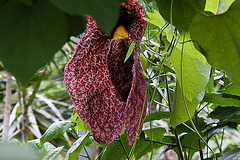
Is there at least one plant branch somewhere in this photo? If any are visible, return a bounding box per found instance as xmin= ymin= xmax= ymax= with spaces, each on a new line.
xmin=165 ymin=74 xmax=184 ymax=160
xmin=2 ymin=72 xmax=12 ymax=142
xmin=195 ymin=111 xmax=204 ymax=160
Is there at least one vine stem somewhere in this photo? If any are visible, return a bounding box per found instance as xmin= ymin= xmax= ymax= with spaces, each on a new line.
xmin=83 ymin=146 xmax=91 ymax=160
xmin=165 ymin=74 xmax=185 ymax=160
xmin=194 ymin=111 xmax=204 ymax=160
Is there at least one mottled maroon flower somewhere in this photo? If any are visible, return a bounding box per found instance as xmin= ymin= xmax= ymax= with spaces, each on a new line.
xmin=64 ymin=0 xmax=147 ymax=145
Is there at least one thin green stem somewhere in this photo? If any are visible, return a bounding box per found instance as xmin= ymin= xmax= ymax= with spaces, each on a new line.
xmin=220 ymin=129 xmax=224 ymax=154
xmin=174 ymin=129 xmax=185 ymax=160
xmin=165 ymin=74 xmax=184 ymax=160
xmin=26 ymin=68 xmax=46 ymax=107
xmin=84 ymin=147 xmax=91 ymax=160
xmin=195 ymin=111 xmax=204 ymax=160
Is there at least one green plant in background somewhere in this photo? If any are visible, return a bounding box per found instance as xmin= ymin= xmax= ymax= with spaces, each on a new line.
xmin=1 ymin=0 xmax=240 ymax=160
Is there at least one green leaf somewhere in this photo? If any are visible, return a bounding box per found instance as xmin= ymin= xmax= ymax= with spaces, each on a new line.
xmin=170 ymin=81 xmax=204 ymax=128
xmin=156 ymin=0 xmax=206 ymax=31
xmin=76 ymin=117 xmax=89 ymax=131
xmin=144 ymin=111 xmax=170 ymax=123
xmin=143 ymin=126 xmax=166 ymax=142
xmin=27 ymin=139 xmax=56 ymax=158
xmin=64 ymin=131 xmax=90 ymax=160
xmin=49 ymin=0 xmax=119 ymax=35
xmin=203 ymin=93 xmax=240 ymax=107
xmin=209 ymin=106 xmax=240 ymax=124
xmin=170 ymin=32 xmax=211 ymax=102
xmin=144 ymin=10 xmax=166 ymax=29
xmin=124 ymin=42 xmax=136 ymax=63
xmin=223 ymin=83 xmax=240 ymax=96
xmin=169 ymin=33 xmax=211 ymax=128
xmin=71 ymin=110 xmax=78 ymax=123
xmin=204 ymin=0 xmax=219 ymax=13
xmin=181 ymin=132 xmax=206 ymax=159
xmin=42 ymin=146 xmax=64 ymax=160
xmin=0 ymin=0 xmax=69 ymax=85
xmin=203 ymin=124 xmax=227 ymax=142
xmin=190 ymin=1 xmax=240 ymax=85
xmin=101 ymin=134 xmax=132 ymax=160
xmin=219 ymin=148 xmax=240 ymax=160
xmin=40 ymin=121 xmax=71 ymax=147
xmin=133 ymin=134 xmax=161 ymax=159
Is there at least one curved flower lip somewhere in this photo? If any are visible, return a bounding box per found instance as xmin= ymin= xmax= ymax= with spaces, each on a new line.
xmin=64 ymin=0 xmax=147 ymax=145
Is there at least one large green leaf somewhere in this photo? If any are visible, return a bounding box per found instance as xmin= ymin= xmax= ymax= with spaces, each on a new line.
xmin=49 ymin=0 xmax=119 ymax=35
xmin=40 ymin=121 xmax=71 ymax=147
xmin=64 ymin=131 xmax=90 ymax=160
xmin=0 ymin=0 xmax=69 ymax=85
xmin=190 ymin=0 xmax=240 ymax=85
xmin=169 ymin=32 xmax=211 ymax=128
xmin=156 ymin=0 xmax=206 ymax=31
xmin=169 ymin=33 xmax=211 ymax=126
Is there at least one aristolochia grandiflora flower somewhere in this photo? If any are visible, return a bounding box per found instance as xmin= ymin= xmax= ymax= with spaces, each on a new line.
xmin=64 ymin=0 xmax=147 ymax=145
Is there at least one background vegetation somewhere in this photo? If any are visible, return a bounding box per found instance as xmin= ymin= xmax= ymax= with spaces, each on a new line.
xmin=0 ymin=0 xmax=240 ymax=159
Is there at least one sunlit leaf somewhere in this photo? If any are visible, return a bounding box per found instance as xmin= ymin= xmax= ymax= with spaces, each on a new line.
xmin=40 ymin=121 xmax=71 ymax=147
xmin=204 ymin=0 xmax=219 ymax=13
xmin=124 ymin=42 xmax=135 ymax=63
xmin=190 ymin=1 xmax=240 ymax=85
xmin=169 ymin=33 xmax=211 ymax=128
xmin=76 ymin=117 xmax=89 ymax=131
xmin=64 ymin=131 xmax=90 ymax=160
xmin=143 ymin=10 xmax=166 ymax=29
